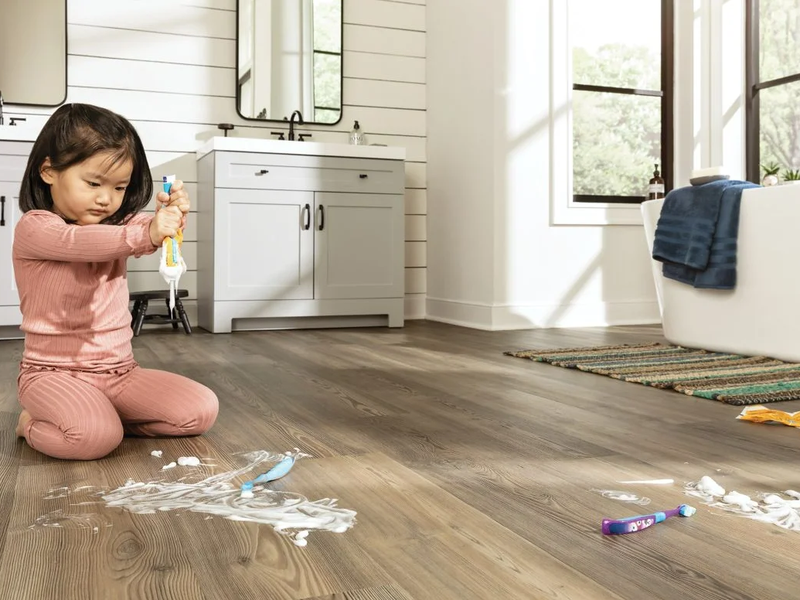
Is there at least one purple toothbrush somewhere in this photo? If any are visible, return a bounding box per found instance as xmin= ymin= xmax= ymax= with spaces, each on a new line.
xmin=602 ymin=504 xmax=696 ymax=535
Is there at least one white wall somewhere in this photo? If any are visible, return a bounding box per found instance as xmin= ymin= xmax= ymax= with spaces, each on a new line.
xmin=427 ymin=0 xmax=747 ymax=330
xmin=426 ymin=0 xmax=497 ymax=317
xmin=427 ymin=0 xmax=658 ymax=329
xmin=7 ymin=0 xmax=427 ymax=320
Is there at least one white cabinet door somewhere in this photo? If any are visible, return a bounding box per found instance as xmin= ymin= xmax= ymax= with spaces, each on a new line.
xmin=314 ymin=193 xmax=404 ymax=300
xmin=214 ymin=188 xmax=314 ymax=301
xmin=0 ymin=184 xmax=22 ymax=306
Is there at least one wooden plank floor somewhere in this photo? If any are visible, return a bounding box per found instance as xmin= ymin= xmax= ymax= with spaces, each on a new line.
xmin=2 ymin=321 xmax=800 ymax=599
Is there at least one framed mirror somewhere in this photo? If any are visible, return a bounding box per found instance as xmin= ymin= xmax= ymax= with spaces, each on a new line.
xmin=0 ymin=0 xmax=67 ymax=106
xmin=236 ymin=0 xmax=343 ymax=124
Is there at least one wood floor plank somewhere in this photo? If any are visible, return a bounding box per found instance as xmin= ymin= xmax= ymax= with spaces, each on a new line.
xmin=301 ymin=585 xmax=414 ymax=600
xmin=168 ymin=513 xmax=391 ymax=600
xmin=0 ymin=341 xmax=22 ymax=413
xmin=137 ymin=332 xmax=369 ymax=458
xmin=293 ymin=452 xmax=624 ymax=600
xmin=0 ymin=412 xmax=22 ymax=566
xmin=415 ymin=454 xmax=799 ymax=600
xmin=153 ymin=440 xmax=397 ymax=599
xmin=0 ymin=444 xmax=207 ymax=600
xmin=2 ymin=321 xmax=800 ymax=599
xmin=231 ymin=332 xmax=413 ymax=420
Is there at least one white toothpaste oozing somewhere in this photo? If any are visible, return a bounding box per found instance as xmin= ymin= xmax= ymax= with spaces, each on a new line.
xmin=151 ymin=450 xmax=163 ymax=458
xmin=177 ymin=456 xmax=201 ymax=467
xmin=592 ymin=489 xmax=651 ymax=506
xmin=685 ymin=475 xmax=726 ymax=500
xmin=99 ymin=450 xmax=356 ymax=547
xmin=685 ymin=475 xmax=800 ymax=532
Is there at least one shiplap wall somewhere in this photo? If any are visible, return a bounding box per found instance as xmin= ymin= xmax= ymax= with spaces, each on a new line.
xmin=10 ymin=0 xmax=426 ymax=320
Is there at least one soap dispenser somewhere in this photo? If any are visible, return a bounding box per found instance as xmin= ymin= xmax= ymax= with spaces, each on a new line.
xmin=349 ymin=120 xmax=364 ymax=145
xmin=648 ymin=164 xmax=665 ymax=199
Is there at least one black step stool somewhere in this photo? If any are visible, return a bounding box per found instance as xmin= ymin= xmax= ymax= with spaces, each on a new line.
xmin=129 ymin=289 xmax=192 ymax=336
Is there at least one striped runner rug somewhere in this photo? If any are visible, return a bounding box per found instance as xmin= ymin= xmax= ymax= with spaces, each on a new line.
xmin=505 ymin=343 xmax=800 ymax=406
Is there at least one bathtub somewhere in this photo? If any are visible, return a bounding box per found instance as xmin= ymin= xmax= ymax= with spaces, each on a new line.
xmin=641 ymin=183 xmax=800 ymax=362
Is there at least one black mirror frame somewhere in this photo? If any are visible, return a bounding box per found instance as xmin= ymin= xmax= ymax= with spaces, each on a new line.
xmin=234 ymin=0 xmax=344 ymax=126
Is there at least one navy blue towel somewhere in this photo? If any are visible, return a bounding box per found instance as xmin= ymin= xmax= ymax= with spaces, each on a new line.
xmin=652 ymin=179 xmax=759 ymax=290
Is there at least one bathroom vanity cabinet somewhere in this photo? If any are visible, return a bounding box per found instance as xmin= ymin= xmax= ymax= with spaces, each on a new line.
xmin=0 ymin=139 xmax=30 ymax=330
xmin=196 ymin=137 xmax=406 ymax=333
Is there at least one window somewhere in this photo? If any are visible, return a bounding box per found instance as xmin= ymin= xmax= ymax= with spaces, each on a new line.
xmin=746 ymin=0 xmax=800 ymax=182
xmin=570 ymin=0 xmax=674 ymax=203
xmin=312 ymin=0 xmax=342 ymax=124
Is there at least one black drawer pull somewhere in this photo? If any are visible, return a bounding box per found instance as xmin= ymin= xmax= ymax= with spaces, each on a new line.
xmin=359 ymin=173 xmax=368 ymax=179
xmin=302 ymin=203 xmax=310 ymax=230
xmin=0 ymin=196 xmax=5 ymax=226
xmin=318 ymin=205 xmax=325 ymax=231
xmin=256 ymin=169 xmax=269 ymax=176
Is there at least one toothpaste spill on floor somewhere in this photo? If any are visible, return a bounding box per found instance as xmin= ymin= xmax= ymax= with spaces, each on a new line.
xmin=29 ymin=509 xmax=113 ymax=531
xmin=34 ymin=449 xmax=357 ymax=547
xmin=593 ymin=489 xmax=651 ymax=505
xmin=101 ymin=449 xmax=356 ymax=547
xmin=618 ymin=479 xmax=674 ymax=485
xmin=685 ymin=475 xmax=800 ymax=531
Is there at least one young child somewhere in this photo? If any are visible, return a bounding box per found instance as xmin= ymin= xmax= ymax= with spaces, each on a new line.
xmin=13 ymin=103 xmax=219 ymax=460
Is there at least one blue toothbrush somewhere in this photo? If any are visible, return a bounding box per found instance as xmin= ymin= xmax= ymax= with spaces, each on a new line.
xmin=241 ymin=456 xmax=295 ymax=492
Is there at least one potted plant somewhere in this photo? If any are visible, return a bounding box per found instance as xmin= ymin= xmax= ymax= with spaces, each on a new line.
xmin=784 ymin=169 xmax=800 ymax=184
xmin=761 ymin=162 xmax=781 ymax=186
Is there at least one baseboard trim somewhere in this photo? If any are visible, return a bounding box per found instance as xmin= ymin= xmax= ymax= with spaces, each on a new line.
xmin=425 ymin=297 xmax=494 ymax=329
xmin=144 ymin=297 xmax=427 ymax=331
xmin=426 ymin=297 xmax=661 ymax=330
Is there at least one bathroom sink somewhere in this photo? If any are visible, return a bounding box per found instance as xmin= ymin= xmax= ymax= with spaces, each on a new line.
xmin=197 ymin=136 xmax=405 ymax=161
xmin=0 ymin=123 xmax=40 ymax=143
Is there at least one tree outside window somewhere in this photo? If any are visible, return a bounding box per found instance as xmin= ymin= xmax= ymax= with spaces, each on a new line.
xmin=570 ymin=0 xmax=673 ymax=203
xmin=747 ymin=0 xmax=800 ymax=182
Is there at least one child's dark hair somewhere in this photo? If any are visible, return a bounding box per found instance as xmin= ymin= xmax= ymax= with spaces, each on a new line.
xmin=19 ymin=103 xmax=152 ymax=225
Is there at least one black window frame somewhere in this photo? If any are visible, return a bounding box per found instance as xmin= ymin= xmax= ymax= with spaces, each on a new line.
xmin=312 ymin=49 xmax=342 ymax=118
xmin=572 ymin=0 xmax=674 ymax=204
xmin=745 ymin=0 xmax=800 ymax=183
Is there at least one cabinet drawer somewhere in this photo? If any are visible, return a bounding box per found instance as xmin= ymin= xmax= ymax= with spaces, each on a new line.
xmin=214 ymin=151 xmax=404 ymax=194
xmin=0 ymin=155 xmax=29 ymax=183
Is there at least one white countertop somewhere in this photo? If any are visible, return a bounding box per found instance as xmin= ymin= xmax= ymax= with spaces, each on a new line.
xmin=1 ymin=126 xmax=407 ymax=161
xmin=196 ymin=136 xmax=406 ymax=161
xmin=0 ymin=123 xmax=40 ymax=143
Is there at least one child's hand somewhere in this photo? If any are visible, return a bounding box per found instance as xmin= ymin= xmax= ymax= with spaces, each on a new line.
xmin=156 ymin=179 xmax=190 ymax=229
xmin=150 ymin=205 xmax=183 ymax=246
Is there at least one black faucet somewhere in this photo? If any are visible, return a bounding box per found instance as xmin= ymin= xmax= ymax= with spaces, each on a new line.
xmin=288 ymin=110 xmax=303 ymax=141
xmin=0 ymin=90 xmax=4 ymax=126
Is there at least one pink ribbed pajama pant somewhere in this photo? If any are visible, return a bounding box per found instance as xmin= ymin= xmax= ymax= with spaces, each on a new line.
xmin=18 ymin=365 xmax=219 ymax=460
